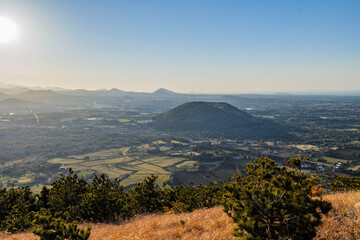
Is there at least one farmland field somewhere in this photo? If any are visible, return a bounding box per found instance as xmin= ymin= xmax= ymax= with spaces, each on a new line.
xmin=322 ymin=156 xmax=348 ymax=163
xmin=296 ymin=144 xmax=319 ymax=151
xmin=47 ymin=145 xmax=197 ymax=187
xmin=309 ymin=156 xmax=349 ymax=168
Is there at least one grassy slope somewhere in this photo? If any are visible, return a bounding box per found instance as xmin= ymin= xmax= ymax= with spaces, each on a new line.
xmin=315 ymin=191 xmax=360 ymax=239
xmin=2 ymin=191 xmax=360 ymax=240
xmin=0 ymin=207 xmax=235 ymax=240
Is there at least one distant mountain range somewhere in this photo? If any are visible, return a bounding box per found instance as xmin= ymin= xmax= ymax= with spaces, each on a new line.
xmin=1 ymin=81 xmax=360 ymax=97
xmin=0 ymin=82 xmax=359 ymax=116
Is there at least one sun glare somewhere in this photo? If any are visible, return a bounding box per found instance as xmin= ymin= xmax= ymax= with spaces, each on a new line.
xmin=0 ymin=16 xmax=18 ymax=43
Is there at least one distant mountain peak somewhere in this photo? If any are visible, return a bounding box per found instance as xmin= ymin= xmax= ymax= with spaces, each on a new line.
xmin=153 ymin=88 xmax=176 ymax=94
xmin=109 ymin=88 xmax=125 ymax=93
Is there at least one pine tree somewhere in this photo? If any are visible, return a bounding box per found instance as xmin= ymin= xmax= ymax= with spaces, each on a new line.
xmin=47 ymin=169 xmax=87 ymax=220
xmin=222 ymin=157 xmax=332 ymax=240
xmin=80 ymin=173 xmax=131 ymax=221
xmin=33 ymin=214 xmax=91 ymax=240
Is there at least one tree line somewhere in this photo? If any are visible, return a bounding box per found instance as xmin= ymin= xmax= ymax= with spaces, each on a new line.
xmin=0 ymin=157 xmax=338 ymax=239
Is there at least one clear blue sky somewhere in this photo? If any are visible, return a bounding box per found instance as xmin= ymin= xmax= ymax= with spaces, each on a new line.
xmin=1 ymin=0 xmax=359 ymax=92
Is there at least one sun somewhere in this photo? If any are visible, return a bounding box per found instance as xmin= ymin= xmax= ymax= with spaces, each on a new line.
xmin=0 ymin=16 xmax=18 ymax=43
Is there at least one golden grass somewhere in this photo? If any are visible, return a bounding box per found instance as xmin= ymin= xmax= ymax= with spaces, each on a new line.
xmin=0 ymin=232 xmax=37 ymax=240
xmin=315 ymin=191 xmax=360 ymax=240
xmin=87 ymin=207 xmax=235 ymax=240
xmin=0 ymin=207 xmax=235 ymax=240
xmin=4 ymin=191 xmax=360 ymax=240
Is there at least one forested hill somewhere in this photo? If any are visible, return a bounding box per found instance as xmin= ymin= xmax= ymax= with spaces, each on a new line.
xmin=153 ymin=101 xmax=262 ymax=131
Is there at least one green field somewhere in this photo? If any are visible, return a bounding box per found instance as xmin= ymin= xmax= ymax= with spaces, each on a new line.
xmin=118 ymin=118 xmax=131 ymax=123
xmin=296 ymin=144 xmax=318 ymax=151
xmin=47 ymin=147 xmax=197 ymax=187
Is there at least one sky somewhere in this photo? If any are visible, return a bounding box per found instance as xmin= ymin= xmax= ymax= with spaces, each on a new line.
xmin=0 ymin=0 xmax=359 ymax=93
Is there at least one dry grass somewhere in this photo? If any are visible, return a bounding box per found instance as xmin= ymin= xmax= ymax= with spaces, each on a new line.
xmin=88 ymin=207 xmax=235 ymax=240
xmin=0 ymin=207 xmax=235 ymax=240
xmin=0 ymin=232 xmax=37 ymax=240
xmin=3 ymin=191 xmax=360 ymax=240
xmin=315 ymin=191 xmax=360 ymax=240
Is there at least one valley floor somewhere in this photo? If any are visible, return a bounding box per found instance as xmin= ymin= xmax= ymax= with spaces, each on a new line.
xmin=1 ymin=191 xmax=360 ymax=240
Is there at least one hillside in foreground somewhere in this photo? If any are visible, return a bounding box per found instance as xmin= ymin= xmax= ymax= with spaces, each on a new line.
xmin=2 ymin=191 xmax=360 ymax=240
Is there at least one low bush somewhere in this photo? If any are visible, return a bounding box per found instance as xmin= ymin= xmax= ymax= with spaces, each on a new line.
xmin=33 ymin=214 xmax=91 ymax=240
xmin=330 ymin=175 xmax=360 ymax=192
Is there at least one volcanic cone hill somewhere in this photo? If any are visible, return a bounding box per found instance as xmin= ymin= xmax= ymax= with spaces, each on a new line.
xmin=153 ymin=101 xmax=263 ymax=131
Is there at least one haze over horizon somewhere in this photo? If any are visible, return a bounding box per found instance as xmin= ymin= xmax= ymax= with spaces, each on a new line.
xmin=1 ymin=1 xmax=359 ymax=93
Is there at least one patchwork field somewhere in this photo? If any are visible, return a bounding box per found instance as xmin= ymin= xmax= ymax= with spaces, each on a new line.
xmin=47 ymin=145 xmax=198 ymax=187
xmin=309 ymin=156 xmax=349 ymax=167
